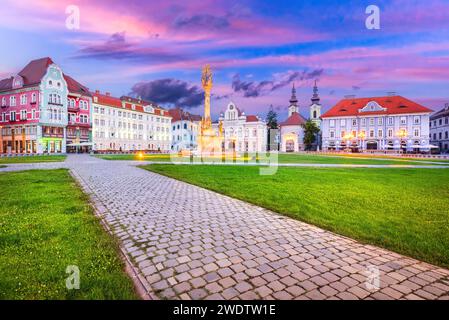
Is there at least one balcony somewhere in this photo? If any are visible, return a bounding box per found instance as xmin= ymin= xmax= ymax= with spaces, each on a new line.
xmin=68 ymin=105 xmax=80 ymax=112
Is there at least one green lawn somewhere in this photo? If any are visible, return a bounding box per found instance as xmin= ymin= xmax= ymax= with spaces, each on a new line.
xmin=0 ymin=155 xmax=66 ymax=164
xmin=144 ymin=164 xmax=449 ymax=268
xmin=96 ymin=153 xmax=448 ymax=166
xmin=0 ymin=169 xmax=138 ymax=299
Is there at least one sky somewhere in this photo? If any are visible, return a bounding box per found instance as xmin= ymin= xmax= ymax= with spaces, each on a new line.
xmin=1 ymin=0 xmax=449 ymax=120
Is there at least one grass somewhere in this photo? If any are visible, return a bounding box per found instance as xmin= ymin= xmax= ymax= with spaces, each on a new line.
xmin=144 ymin=164 xmax=449 ymax=268
xmin=96 ymin=153 xmax=449 ymax=166
xmin=0 ymin=169 xmax=138 ymax=299
xmin=0 ymin=155 xmax=66 ymax=164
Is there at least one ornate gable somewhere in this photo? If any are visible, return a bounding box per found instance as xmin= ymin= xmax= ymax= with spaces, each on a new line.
xmin=359 ymin=101 xmax=386 ymax=113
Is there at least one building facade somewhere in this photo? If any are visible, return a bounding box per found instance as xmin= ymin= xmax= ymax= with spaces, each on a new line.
xmin=321 ymin=95 xmax=433 ymax=152
xmin=65 ymin=75 xmax=93 ymax=153
xmin=430 ymin=103 xmax=449 ymax=153
xmin=91 ymin=92 xmax=172 ymax=152
xmin=0 ymin=57 xmax=91 ymax=154
xmin=214 ymin=102 xmax=267 ymax=153
xmin=168 ymin=108 xmax=201 ymax=151
xmin=280 ymin=83 xmax=322 ymax=152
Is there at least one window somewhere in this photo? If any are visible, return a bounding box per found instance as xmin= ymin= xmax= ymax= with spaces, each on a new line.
xmin=10 ymin=111 xmax=16 ymax=121
xmin=378 ymin=129 xmax=383 ymax=138
xmin=352 ymin=119 xmax=357 ymax=126
xmin=361 ymin=118 xmax=366 ymax=126
xmin=388 ymin=129 xmax=393 ymax=138
xmin=388 ymin=117 xmax=394 ymax=125
xmin=341 ymin=131 xmax=346 ymax=138
xmin=31 ymin=109 xmax=36 ymax=119
xmin=94 ymin=107 xmax=99 ymax=113
xmin=20 ymin=110 xmax=27 ymax=120
xmin=10 ymin=96 xmax=16 ymax=106
xmin=20 ymin=94 xmax=27 ymax=105
xmin=184 ymin=123 xmax=187 ymax=129
xmin=369 ymin=130 xmax=374 ymax=138
xmin=414 ymin=128 xmax=420 ymax=137
xmin=329 ymin=120 xmax=335 ymax=127
xmin=413 ymin=116 xmax=420 ymax=125
xmin=378 ymin=118 xmax=383 ymax=125
xmin=31 ymin=93 xmax=36 ymax=103
xmin=340 ymin=119 xmax=346 ymax=127
xmin=330 ymin=131 xmax=335 ymax=138
xmin=369 ymin=118 xmax=375 ymax=126
xmin=400 ymin=117 xmax=407 ymax=125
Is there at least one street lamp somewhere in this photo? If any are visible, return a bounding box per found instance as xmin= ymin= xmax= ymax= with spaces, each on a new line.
xmin=358 ymin=131 xmax=366 ymax=152
xmin=343 ymin=133 xmax=354 ymax=152
xmin=397 ymin=129 xmax=407 ymax=154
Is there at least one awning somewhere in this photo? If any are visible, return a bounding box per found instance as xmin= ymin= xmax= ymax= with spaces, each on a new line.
xmin=418 ymin=145 xmax=439 ymax=149
xmin=66 ymin=142 xmax=93 ymax=147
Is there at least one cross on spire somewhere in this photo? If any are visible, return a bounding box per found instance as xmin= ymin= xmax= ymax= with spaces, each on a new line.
xmin=311 ymin=79 xmax=320 ymax=104
xmin=289 ymin=83 xmax=298 ymax=106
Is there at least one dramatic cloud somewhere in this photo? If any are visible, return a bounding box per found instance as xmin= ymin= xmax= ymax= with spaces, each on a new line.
xmin=173 ymin=14 xmax=230 ymax=30
xmin=232 ymin=69 xmax=324 ymax=98
xmin=129 ymin=79 xmax=204 ymax=108
xmin=74 ymin=32 xmax=183 ymax=62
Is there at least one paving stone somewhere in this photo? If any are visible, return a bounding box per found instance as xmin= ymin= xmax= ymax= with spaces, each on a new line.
xmin=62 ymin=155 xmax=449 ymax=301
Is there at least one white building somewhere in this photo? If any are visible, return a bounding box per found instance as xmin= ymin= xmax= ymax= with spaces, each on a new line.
xmin=214 ymin=102 xmax=267 ymax=153
xmin=430 ymin=103 xmax=449 ymax=153
xmin=168 ymin=108 xmax=202 ymax=151
xmin=321 ymin=95 xmax=433 ymax=152
xmin=91 ymin=92 xmax=172 ymax=152
xmin=280 ymin=83 xmax=322 ymax=152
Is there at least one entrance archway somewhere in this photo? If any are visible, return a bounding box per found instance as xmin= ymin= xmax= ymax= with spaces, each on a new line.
xmin=286 ymin=140 xmax=295 ymax=152
xmin=366 ymin=141 xmax=378 ymax=150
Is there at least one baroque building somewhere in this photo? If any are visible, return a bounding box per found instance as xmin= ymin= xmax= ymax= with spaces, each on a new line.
xmin=0 ymin=57 xmax=92 ymax=154
xmin=91 ymin=92 xmax=171 ymax=152
xmin=213 ymin=102 xmax=267 ymax=153
xmin=430 ymin=103 xmax=449 ymax=153
xmin=168 ymin=108 xmax=202 ymax=151
xmin=321 ymin=95 xmax=433 ymax=152
xmin=280 ymin=83 xmax=322 ymax=152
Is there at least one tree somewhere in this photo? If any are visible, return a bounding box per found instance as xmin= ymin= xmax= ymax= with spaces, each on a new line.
xmin=302 ymin=120 xmax=320 ymax=151
xmin=266 ymin=105 xmax=278 ymax=151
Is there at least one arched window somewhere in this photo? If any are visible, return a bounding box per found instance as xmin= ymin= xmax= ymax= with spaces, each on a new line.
xmin=313 ymin=110 xmax=317 ymax=118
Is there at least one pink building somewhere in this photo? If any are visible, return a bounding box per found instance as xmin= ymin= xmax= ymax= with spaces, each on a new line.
xmin=0 ymin=57 xmax=92 ymax=154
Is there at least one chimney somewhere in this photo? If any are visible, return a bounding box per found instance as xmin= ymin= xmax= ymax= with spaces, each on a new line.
xmin=95 ymin=90 xmax=100 ymax=94
xmin=105 ymin=92 xmax=110 ymax=96
xmin=445 ymin=103 xmax=449 ymax=110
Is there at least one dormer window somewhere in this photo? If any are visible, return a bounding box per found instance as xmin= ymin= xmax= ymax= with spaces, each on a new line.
xmin=49 ymin=80 xmax=53 ymax=86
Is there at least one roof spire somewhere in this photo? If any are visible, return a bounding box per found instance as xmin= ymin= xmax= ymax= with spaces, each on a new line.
xmin=289 ymin=83 xmax=298 ymax=106
xmin=311 ymin=79 xmax=320 ymax=104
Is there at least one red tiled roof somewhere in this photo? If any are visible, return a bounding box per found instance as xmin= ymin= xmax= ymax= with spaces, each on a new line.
xmin=245 ymin=115 xmax=259 ymax=122
xmin=18 ymin=57 xmax=54 ymax=86
xmin=321 ymin=95 xmax=433 ymax=118
xmin=280 ymin=112 xmax=307 ymax=126
xmin=0 ymin=57 xmax=54 ymax=92
xmin=92 ymin=92 xmax=122 ymax=108
xmin=169 ymin=108 xmax=202 ymax=122
xmin=92 ymin=92 xmax=170 ymax=117
xmin=64 ymin=74 xmax=92 ymax=97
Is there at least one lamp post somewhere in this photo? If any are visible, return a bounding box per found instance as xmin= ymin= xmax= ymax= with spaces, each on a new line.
xmin=397 ymin=129 xmax=407 ymax=154
xmin=358 ymin=131 xmax=366 ymax=153
xmin=343 ymin=133 xmax=354 ymax=153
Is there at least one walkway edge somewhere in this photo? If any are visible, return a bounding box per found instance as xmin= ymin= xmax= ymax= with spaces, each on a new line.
xmin=69 ymin=169 xmax=157 ymax=300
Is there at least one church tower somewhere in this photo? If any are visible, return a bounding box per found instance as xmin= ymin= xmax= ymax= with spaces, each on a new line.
xmin=309 ymin=80 xmax=321 ymax=126
xmin=288 ymin=83 xmax=299 ymax=116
